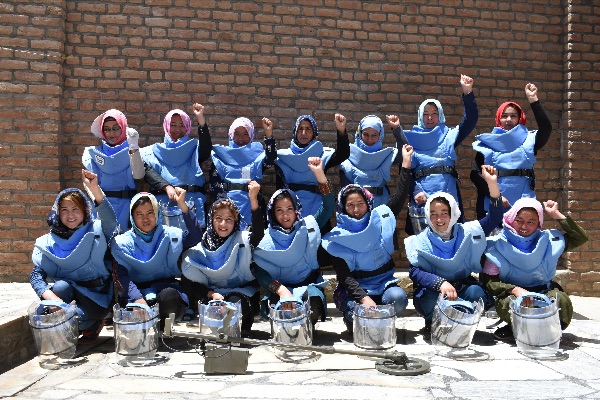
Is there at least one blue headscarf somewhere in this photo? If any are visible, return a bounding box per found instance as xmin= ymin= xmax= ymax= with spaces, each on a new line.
xmin=291 ymin=115 xmax=319 ymax=152
xmin=355 ymin=115 xmax=384 ymax=152
xmin=47 ymin=188 xmax=94 ymax=240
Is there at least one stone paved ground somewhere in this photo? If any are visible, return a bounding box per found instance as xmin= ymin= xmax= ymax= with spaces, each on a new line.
xmin=1 ymin=283 xmax=600 ymax=399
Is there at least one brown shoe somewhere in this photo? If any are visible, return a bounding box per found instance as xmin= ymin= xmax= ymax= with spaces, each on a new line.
xmin=79 ymin=320 xmax=105 ymax=345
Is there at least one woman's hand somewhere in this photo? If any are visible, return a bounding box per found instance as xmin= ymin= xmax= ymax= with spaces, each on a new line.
xmin=308 ymin=157 xmax=327 ymax=184
xmin=525 ymin=83 xmax=539 ymax=103
xmin=460 ymin=74 xmax=474 ymax=95
xmin=334 ymin=113 xmax=346 ymax=132
xmin=262 ymin=117 xmax=273 ymax=139
xmin=192 ymin=103 xmax=205 ymax=126
xmin=173 ymin=187 xmax=189 ymax=214
xmin=401 ymin=144 xmax=413 ymax=169
xmin=386 ymin=114 xmax=401 ymax=130
xmin=440 ymin=281 xmax=458 ymax=300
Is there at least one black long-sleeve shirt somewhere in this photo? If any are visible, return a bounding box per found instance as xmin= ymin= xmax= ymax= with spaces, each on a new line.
xmin=330 ymin=167 xmax=411 ymax=302
xmin=470 ymin=100 xmax=552 ymax=219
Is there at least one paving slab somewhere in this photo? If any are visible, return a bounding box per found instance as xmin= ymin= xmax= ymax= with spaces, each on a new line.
xmin=2 ymin=281 xmax=600 ymax=399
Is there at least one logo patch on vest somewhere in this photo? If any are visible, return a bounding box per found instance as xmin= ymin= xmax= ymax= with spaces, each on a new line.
xmin=552 ymin=236 xmax=560 ymax=241
xmin=239 ymin=243 xmax=245 ymax=248
xmin=382 ymin=213 xmax=390 ymax=218
xmin=307 ymin=228 xmax=315 ymax=233
xmin=473 ymin=235 xmax=481 ymax=240
xmin=172 ymin=238 xmax=179 ymax=243
xmin=94 ymin=154 xmax=105 ymax=166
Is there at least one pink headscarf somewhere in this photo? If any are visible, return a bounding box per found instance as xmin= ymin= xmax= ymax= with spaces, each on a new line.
xmin=503 ymin=197 xmax=544 ymax=234
xmin=90 ymin=109 xmax=128 ymax=145
xmin=228 ymin=117 xmax=255 ymax=142
xmin=163 ymin=109 xmax=192 ymax=141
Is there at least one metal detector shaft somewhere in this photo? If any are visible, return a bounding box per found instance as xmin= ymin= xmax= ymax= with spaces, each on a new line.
xmin=164 ymin=313 xmax=408 ymax=362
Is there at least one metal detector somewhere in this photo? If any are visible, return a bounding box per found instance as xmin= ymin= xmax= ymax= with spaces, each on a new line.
xmin=163 ymin=307 xmax=430 ymax=376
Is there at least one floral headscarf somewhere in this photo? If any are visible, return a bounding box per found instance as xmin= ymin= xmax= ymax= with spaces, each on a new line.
xmin=292 ymin=115 xmax=319 ymax=149
xmin=336 ymin=184 xmax=374 ymax=232
xmin=90 ymin=109 xmax=128 ymax=146
xmin=47 ymin=188 xmax=94 ymax=239
xmin=202 ymin=197 xmax=241 ymax=251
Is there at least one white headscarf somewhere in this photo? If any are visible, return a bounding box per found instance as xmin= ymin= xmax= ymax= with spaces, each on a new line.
xmin=424 ymin=192 xmax=461 ymax=238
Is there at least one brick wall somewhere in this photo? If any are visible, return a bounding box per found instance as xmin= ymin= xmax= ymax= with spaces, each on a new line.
xmin=0 ymin=1 xmax=597 ymax=295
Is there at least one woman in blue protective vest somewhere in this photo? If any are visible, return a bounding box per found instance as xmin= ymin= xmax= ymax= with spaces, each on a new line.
xmin=254 ymin=157 xmax=335 ymax=326
xmin=141 ymin=103 xmax=212 ymax=230
xmin=471 ymin=83 xmax=553 ymax=219
xmin=322 ymin=144 xmax=414 ymax=335
xmin=406 ymin=165 xmax=502 ymax=335
xmin=181 ymin=181 xmax=263 ymax=336
xmin=339 ymin=114 xmax=407 ymax=208
xmin=275 ymin=114 xmax=350 ymax=225
xmin=481 ymin=198 xmax=588 ymax=340
xmin=82 ymin=109 xmax=147 ymax=231
xmin=403 ymin=75 xmax=478 ymax=233
xmin=111 ymin=190 xmax=202 ymax=329
xmin=207 ymin=116 xmax=275 ymax=230
xmin=30 ymin=170 xmax=118 ymax=343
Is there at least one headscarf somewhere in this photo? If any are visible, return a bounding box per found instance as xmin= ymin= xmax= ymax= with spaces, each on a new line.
xmin=502 ymin=197 xmax=543 ymax=234
xmin=424 ymin=192 xmax=461 ymax=239
xmin=355 ymin=115 xmax=384 ymax=152
xmin=129 ymin=192 xmax=161 ymax=241
xmin=163 ymin=109 xmax=192 ymax=143
xmin=336 ymin=184 xmax=374 ymax=232
xmin=228 ymin=117 xmax=255 ymax=146
xmin=90 ymin=109 xmax=128 ymax=146
xmin=266 ymin=189 xmax=303 ymax=234
xmin=417 ymin=99 xmax=446 ymax=130
xmin=501 ymin=198 xmax=543 ymax=253
xmin=202 ymin=197 xmax=241 ymax=251
xmin=292 ymin=115 xmax=319 ymax=149
xmin=47 ymin=188 xmax=94 ymax=240
xmin=495 ymin=102 xmax=527 ymax=128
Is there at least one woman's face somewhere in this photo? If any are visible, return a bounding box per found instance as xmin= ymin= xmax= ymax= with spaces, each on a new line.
xmin=169 ymin=114 xmax=186 ymax=141
xmin=273 ymin=197 xmax=297 ymax=229
xmin=59 ymin=199 xmax=85 ymax=230
xmin=233 ymin=126 xmax=251 ymax=146
xmin=429 ymin=200 xmax=451 ymax=233
xmin=499 ymin=105 xmax=520 ymax=130
xmin=102 ymin=119 xmax=122 ymax=145
xmin=422 ymin=104 xmax=439 ymax=129
xmin=133 ymin=202 xmax=157 ymax=233
xmin=344 ymin=192 xmax=369 ymax=220
xmin=360 ymin=127 xmax=379 ymax=146
xmin=296 ymin=120 xmax=315 ymax=145
xmin=212 ymin=207 xmax=236 ymax=238
xmin=512 ymin=209 xmax=539 ymax=237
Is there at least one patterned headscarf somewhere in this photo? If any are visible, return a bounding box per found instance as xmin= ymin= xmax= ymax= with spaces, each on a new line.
xmin=417 ymin=99 xmax=446 ymax=129
xmin=495 ymin=101 xmax=527 ymax=128
xmin=163 ymin=109 xmax=192 ymax=142
xmin=90 ymin=109 xmax=128 ymax=146
xmin=425 ymin=192 xmax=461 ymax=238
xmin=292 ymin=115 xmax=319 ymax=148
xmin=228 ymin=117 xmax=255 ymax=144
xmin=47 ymin=188 xmax=94 ymax=239
xmin=336 ymin=184 xmax=375 ymax=232
xmin=502 ymin=197 xmax=543 ymax=235
xmin=266 ymin=188 xmax=303 ymax=234
xmin=202 ymin=197 xmax=241 ymax=251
